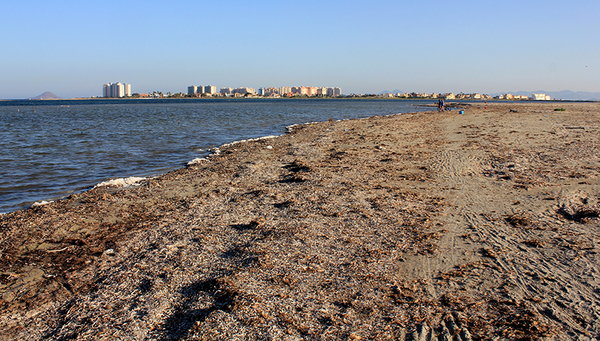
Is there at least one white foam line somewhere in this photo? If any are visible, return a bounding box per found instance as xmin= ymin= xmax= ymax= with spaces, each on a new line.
xmin=286 ymin=121 xmax=321 ymax=132
xmin=31 ymin=200 xmax=54 ymax=207
xmin=94 ymin=176 xmax=146 ymax=188
xmin=220 ymin=135 xmax=280 ymax=148
xmin=187 ymin=157 xmax=208 ymax=166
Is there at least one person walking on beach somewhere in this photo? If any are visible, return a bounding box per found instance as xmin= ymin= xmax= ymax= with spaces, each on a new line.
xmin=438 ymin=99 xmax=445 ymax=112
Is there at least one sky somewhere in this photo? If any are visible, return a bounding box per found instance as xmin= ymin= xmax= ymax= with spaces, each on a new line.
xmin=1 ymin=0 xmax=599 ymax=99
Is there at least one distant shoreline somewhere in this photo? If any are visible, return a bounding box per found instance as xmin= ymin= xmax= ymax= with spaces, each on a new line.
xmin=1 ymin=97 xmax=596 ymax=105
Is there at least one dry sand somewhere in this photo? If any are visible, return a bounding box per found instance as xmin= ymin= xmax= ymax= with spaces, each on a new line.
xmin=1 ymin=102 xmax=599 ymax=340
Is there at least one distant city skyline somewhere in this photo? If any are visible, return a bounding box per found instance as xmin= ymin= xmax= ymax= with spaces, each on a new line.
xmin=1 ymin=1 xmax=599 ymax=99
xmin=18 ymin=87 xmax=600 ymax=101
xmin=185 ymin=85 xmax=343 ymax=97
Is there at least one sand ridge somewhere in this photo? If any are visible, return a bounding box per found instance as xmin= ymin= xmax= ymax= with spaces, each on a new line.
xmin=1 ymin=102 xmax=599 ymax=340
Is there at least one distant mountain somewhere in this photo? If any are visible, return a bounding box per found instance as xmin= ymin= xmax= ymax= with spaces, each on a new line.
xmin=378 ymin=89 xmax=404 ymax=95
xmin=540 ymin=90 xmax=600 ymax=101
xmin=492 ymin=90 xmax=600 ymax=101
xmin=376 ymin=89 xmax=600 ymax=100
xmin=29 ymin=91 xmax=62 ymax=100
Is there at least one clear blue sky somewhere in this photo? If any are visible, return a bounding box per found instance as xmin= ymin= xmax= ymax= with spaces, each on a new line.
xmin=1 ymin=0 xmax=598 ymax=99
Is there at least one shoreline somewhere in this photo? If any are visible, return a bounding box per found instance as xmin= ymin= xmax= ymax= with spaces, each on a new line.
xmin=3 ymin=97 xmax=596 ymax=106
xmin=1 ymin=107 xmax=442 ymax=215
xmin=0 ymin=99 xmax=443 ymax=214
xmin=1 ymin=102 xmax=600 ymax=339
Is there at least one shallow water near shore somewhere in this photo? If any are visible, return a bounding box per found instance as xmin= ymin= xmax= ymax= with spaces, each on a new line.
xmin=0 ymin=98 xmax=437 ymax=213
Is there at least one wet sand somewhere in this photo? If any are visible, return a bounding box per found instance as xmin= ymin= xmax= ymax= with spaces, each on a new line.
xmin=1 ymin=102 xmax=600 ymax=340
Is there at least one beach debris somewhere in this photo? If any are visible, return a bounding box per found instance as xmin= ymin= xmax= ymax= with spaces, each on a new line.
xmin=31 ymin=200 xmax=54 ymax=207
xmin=94 ymin=177 xmax=145 ymax=188
xmin=104 ymin=248 xmax=116 ymax=256
xmin=285 ymin=159 xmax=311 ymax=173
xmin=482 ymin=247 xmax=498 ymax=258
xmin=187 ymin=157 xmax=208 ymax=166
xmin=281 ymin=160 xmax=311 ymax=183
xmin=557 ymin=192 xmax=600 ymax=223
xmin=522 ymin=239 xmax=545 ymax=248
xmin=558 ymin=202 xmax=600 ymax=222
xmin=45 ymin=247 xmax=70 ymax=253
xmin=505 ymin=212 xmax=533 ymax=228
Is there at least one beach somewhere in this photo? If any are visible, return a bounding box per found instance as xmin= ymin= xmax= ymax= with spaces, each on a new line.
xmin=1 ymin=102 xmax=599 ymax=339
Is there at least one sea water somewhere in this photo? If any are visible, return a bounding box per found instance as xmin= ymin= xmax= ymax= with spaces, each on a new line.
xmin=0 ymin=98 xmax=437 ymax=213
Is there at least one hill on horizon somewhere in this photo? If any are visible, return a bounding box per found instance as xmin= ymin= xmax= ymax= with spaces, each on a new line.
xmin=29 ymin=91 xmax=62 ymax=100
xmin=508 ymin=90 xmax=600 ymax=101
xmin=378 ymin=89 xmax=600 ymax=100
xmin=379 ymin=89 xmax=404 ymax=95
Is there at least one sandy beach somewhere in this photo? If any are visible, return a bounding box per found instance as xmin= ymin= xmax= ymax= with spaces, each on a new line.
xmin=1 ymin=102 xmax=599 ymax=340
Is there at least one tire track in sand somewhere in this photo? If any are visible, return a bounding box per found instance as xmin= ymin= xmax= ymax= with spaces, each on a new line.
xmin=421 ymin=112 xmax=600 ymax=338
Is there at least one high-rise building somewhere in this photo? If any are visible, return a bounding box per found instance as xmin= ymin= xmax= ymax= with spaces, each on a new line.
xmin=232 ymin=87 xmax=255 ymax=95
xmin=279 ymin=87 xmax=292 ymax=96
xmin=112 ymin=82 xmax=124 ymax=98
xmin=307 ymin=87 xmax=318 ymax=96
xmin=264 ymin=87 xmax=279 ymax=96
xmin=204 ymin=85 xmax=217 ymax=95
xmin=189 ymin=85 xmax=217 ymax=95
xmin=103 ymin=82 xmax=131 ymax=98
xmin=327 ymin=87 xmax=342 ymax=97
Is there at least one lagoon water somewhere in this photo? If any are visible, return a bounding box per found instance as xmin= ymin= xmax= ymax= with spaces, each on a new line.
xmin=0 ymin=98 xmax=437 ymax=213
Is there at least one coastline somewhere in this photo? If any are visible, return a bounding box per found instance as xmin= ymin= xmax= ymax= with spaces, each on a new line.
xmin=0 ymin=98 xmax=443 ymax=214
xmin=1 ymin=102 xmax=599 ymax=339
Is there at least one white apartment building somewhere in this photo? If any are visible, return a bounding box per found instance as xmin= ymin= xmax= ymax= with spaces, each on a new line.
xmin=103 ymin=82 xmax=131 ymax=98
xmin=327 ymin=87 xmax=342 ymax=97
xmin=232 ymin=87 xmax=256 ymax=95
xmin=204 ymin=85 xmax=217 ymax=94
xmin=531 ymin=93 xmax=551 ymax=101
xmin=258 ymin=87 xmax=280 ymax=96
xmin=279 ymin=87 xmax=292 ymax=96
xmin=188 ymin=85 xmax=198 ymax=95
xmin=317 ymin=87 xmax=329 ymax=96
xmin=189 ymin=85 xmax=217 ymax=95
xmin=113 ymin=83 xmax=124 ymax=98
